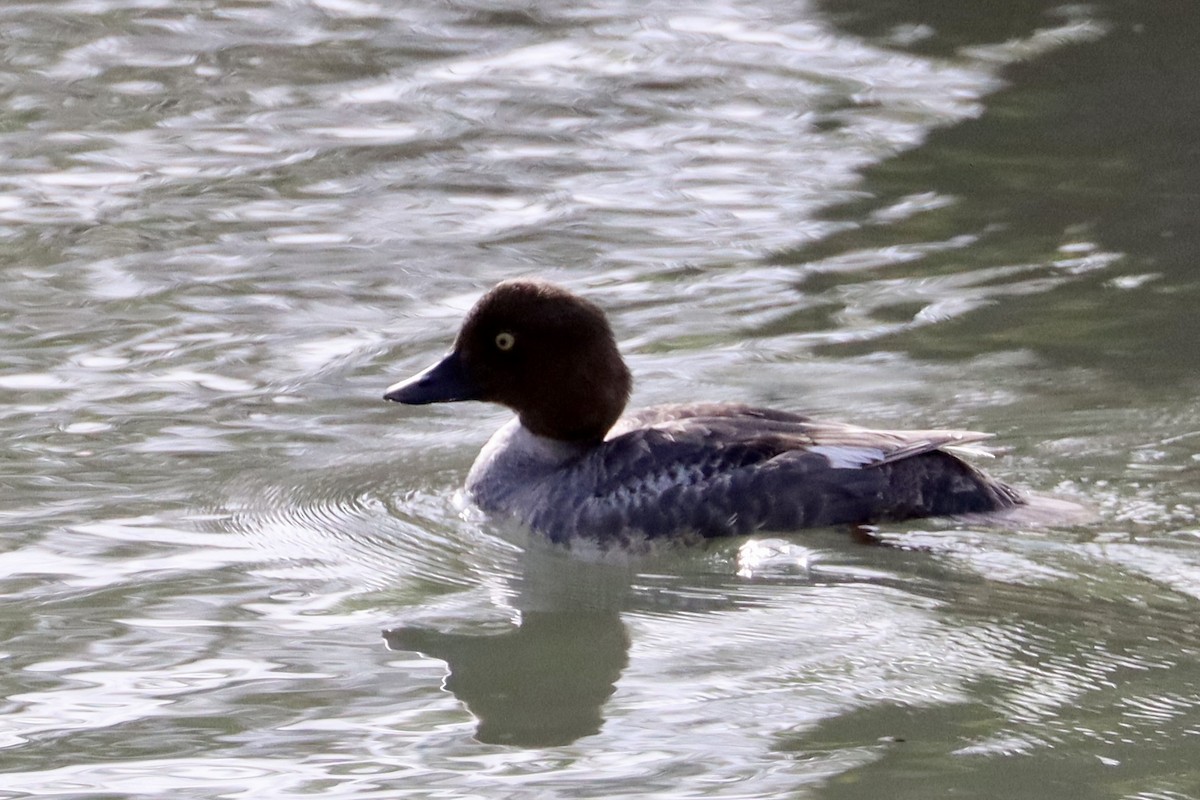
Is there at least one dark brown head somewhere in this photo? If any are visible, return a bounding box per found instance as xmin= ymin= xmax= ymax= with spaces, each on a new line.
xmin=384 ymin=280 xmax=633 ymax=443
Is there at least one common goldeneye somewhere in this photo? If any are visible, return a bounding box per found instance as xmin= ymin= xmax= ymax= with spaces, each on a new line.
xmin=384 ymin=279 xmax=1024 ymax=546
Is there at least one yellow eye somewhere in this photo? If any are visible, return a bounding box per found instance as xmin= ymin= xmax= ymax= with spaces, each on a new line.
xmin=495 ymin=331 xmax=516 ymax=351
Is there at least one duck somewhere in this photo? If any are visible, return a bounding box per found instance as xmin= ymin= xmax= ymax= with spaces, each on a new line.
xmin=384 ymin=279 xmax=1024 ymax=546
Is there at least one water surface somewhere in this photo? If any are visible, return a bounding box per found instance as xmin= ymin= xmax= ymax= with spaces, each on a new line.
xmin=3 ymin=0 xmax=1199 ymax=798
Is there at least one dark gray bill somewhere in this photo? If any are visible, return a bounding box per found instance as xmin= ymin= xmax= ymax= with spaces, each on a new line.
xmin=383 ymin=350 xmax=479 ymax=404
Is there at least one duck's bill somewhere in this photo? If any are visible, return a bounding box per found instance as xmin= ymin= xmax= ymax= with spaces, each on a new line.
xmin=384 ymin=351 xmax=479 ymax=404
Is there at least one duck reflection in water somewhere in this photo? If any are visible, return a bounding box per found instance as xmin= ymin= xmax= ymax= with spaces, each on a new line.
xmin=384 ymin=544 xmax=636 ymax=747
xmin=384 ymin=610 xmax=629 ymax=747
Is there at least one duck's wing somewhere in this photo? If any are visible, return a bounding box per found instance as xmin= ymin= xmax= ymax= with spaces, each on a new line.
xmin=619 ymin=403 xmax=997 ymax=470
xmin=538 ymin=406 xmax=1009 ymax=543
xmin=539 ymin=423 xmax=863 ymax=542
xmin=793 ymin=422 xmax=995 ymax=468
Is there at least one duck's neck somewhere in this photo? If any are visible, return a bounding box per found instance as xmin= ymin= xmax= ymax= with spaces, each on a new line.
xmin=515 ymin=361 xmax=631 ymax=444
xmin=466 ymin=418 xmax=592 ymax=512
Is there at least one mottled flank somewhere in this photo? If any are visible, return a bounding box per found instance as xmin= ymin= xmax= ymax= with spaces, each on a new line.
xmin=467 ymin=407 xmax=1022 ymax=545
xmin=386 ymin=281 xmax=1025 ymax=547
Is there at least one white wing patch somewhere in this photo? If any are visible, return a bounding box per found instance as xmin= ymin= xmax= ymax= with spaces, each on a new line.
xmin=811 ymin=434 xmax=996 ymax=470
xmin=941 ymin=443 xmax=995 ymax=460
xmin=808 ymin=445 xmax=888 ymax=469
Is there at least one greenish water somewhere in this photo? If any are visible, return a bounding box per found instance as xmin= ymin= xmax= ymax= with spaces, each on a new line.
xmin=2 ymin=1 xmax=1199 ymax=798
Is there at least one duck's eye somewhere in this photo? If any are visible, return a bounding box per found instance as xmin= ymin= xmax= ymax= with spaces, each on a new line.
xmin=494 ymin=331 xmax=516 ymax=351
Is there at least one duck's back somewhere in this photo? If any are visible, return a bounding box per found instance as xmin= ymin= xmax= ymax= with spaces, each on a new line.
xmin=515 ymin=404 xmax=1023 ymax=545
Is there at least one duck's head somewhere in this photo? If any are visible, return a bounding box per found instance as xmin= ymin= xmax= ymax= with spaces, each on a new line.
xmin=384 ymin=279 xmax=633 ymax=443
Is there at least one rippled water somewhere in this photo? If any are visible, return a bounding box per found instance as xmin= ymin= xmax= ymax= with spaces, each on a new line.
xmin=4 ymin=0 xmax=1200 ymax=797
